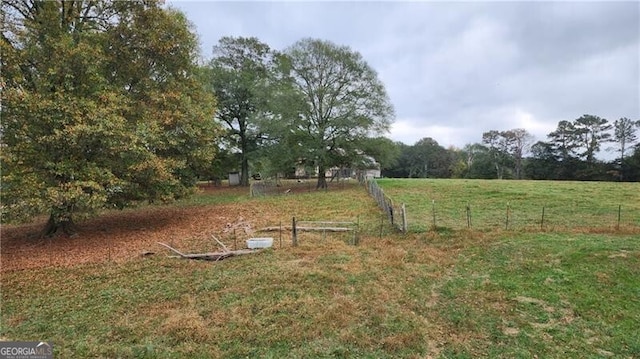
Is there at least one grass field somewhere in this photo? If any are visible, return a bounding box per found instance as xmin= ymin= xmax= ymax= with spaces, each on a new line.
xmin=377 ymin=178 xmax=640 ymax=233
xmin=1 ymin=180 xmax=639 ymax=358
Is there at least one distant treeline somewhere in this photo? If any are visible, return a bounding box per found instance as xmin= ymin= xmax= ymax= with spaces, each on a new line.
xmin=382 ymin=115 xmax=640 ymax=181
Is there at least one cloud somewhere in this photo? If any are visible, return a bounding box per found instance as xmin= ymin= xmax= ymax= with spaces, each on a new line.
xmin=390 ymin=118 xmax=478 ymax=149
xmin=169 ymin=0 xmax=640 ymax=157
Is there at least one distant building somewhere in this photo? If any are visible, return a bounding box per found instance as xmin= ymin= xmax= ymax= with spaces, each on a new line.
xmin=228 ymin=172 xmax=240 ymax=186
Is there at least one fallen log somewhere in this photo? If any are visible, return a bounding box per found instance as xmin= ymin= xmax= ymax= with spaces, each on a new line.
xmin=157 ymin=242 xmax=260 ymax=261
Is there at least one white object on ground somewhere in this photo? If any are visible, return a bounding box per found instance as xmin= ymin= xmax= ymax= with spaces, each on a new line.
xmin=246 ymin=237 xmax=273 ymax=249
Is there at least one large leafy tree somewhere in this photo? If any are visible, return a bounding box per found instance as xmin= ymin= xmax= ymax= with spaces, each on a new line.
xmin=458 ymin=143 xmax=488 ymax=178
xmin=546 ymin=120 xmax=584 ymax=179
xmin=480 ymin=128 xmax=533 ymax=179
xmin=622 ymin=145 xmax=640 ymax=181
xmin=612 ymin=117 xmax=639 ymax=164
xmin=526 ymin=141 xmax=561 ymax=180
xmin=463 ymin=144 xmax=497 ymax=179
xmin=482 ymin=130 xmax=513 ymax=179
xmin=548 ymin=120 xmax=580 ymax=162
xmin=612 ymin=117 xmax=640 ymax=181
xmin=283 ymin=38 xmax=394 ymax=189
xmin=1 ymin=0 xmax=218 ymax=235
xmin=206 ymin=36 xmax=279 ymax=186
xmin=573 ymin=114 xmax=612 ymax=164
xmin=381 ymin=142 xmax=412 ymax=178
xmin=544 ymin=115 xmax=613 ymax=179
xmin=359 ymin=137 xmax=401 ymax=174
xmin=502 ymin=128 xmax=534 ymax=179
xmin=405 ymin=137 xmax=453 ymax=178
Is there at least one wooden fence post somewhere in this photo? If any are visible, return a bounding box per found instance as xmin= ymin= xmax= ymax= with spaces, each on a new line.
xmin=505 ymin=202 xmax=510 ymax=230
xmin=354 ymin=216 xmax=360 ymax=245
xmin=466 ymin=204 xmax=471 ymax=228
xmin=401 ymin=203 xmax=407 ymax=233
xmin=292 ymin=217 xmax=298 ymax=247
xmin=431 ymin=200 xmax=436 ymax=229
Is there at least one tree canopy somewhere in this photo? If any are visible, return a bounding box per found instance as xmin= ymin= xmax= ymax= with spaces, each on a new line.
xmin=1 ymin=0 xmax=218 ymax=235
xmin=283 ymin=38 xmax=394 ymax=188
xmin=206 ymin=36 xmax=280 ymax=186
xmin=1 ymin=2 xmax=637 ymax=239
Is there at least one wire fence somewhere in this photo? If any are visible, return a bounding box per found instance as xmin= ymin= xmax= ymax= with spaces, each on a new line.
xmin=406 ymin=201 xmax=640 ymax=233
xmin=361 ymin=178 xmax=407 ymax=232
xmin=366 ymin=179 xmax=640 ymax=234
xmin=250 ymin=178 xmax=354 ymax=197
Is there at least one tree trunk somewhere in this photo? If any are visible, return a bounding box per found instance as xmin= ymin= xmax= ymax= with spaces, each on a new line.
xmin=240 ymin=129 xmax=250 ymax=187
xmin=495 ymin=162 xmax=503 ymax=180
xmin=241 ymin=154 xmax=250 ymax=187
xmin=316 ymin=164 xmax=327 ymax=189
xmin=42 ymin=213 xmax=76 ymax=237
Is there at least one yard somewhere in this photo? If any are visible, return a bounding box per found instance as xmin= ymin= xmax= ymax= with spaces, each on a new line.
xmin=1 ymin=180 xmax=639 ymax=358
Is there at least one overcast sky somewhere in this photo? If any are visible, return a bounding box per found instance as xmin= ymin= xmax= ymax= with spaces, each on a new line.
xmin=167 ymin=0 xmax=639 ymax=151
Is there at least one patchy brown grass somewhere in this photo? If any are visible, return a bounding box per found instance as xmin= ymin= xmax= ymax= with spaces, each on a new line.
xmin=0 ymin=183 xmax=375 ymax=271
xmin=2 ymin=182 xmax=638 ymax=358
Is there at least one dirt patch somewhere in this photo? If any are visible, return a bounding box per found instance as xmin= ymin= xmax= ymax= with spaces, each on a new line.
xmin=608 ymin=251 xmax=628 ymax=259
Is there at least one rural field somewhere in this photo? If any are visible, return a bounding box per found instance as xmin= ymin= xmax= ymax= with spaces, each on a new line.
xmin=1 ymin=179 xmax=639 ymax=358
xmin=377 ymin=179 xmax=640 ymax=233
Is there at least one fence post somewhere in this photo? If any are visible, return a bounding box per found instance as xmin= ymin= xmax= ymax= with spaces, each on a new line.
xmin=541 ymin=206 xmax=545 ymax=230
xmin=617 ymin=205 xmax=621 ymax=230
xmin=279 ymin=220 xmax=282 ymax=248
xmin=292 ymin=217 xmax=298 ymax=247
xmin=505 ymin=202 xmax=510 ymax=230
xmin=401 ymin=203 xmax=407 ymax=233
xmin=431 ymin=200 xmax=436 ymax=229
xmin=466 ymin=204 xmax=471 ymax=228
xmin=354 ymin=216 xmax=360 ymax=245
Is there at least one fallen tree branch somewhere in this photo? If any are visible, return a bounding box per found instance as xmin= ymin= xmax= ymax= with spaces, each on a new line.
xmin=157 ymin=242 xmax=260 ymax=261
xmin=157 ymin=242 xmax=187 ymax=257
xmin=212 ymin=235 xmax=229 ymax=252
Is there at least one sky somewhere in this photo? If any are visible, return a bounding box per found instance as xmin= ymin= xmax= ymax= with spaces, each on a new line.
xmin=167 ymin=0 xmax=639 ymax=152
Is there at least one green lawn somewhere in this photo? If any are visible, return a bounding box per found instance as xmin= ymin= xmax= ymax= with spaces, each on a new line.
xmin=2 ymin=180 xmax=639 ymax=358
xmin=377 ymin=178 xmax=640 ymax=232
xmin=433 ymin=232 xmax=640 ymax=358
